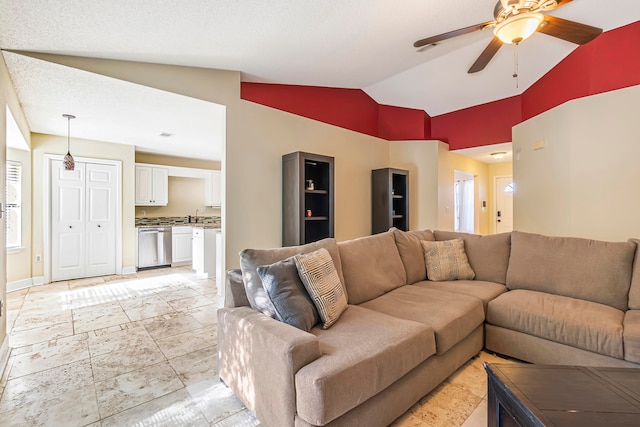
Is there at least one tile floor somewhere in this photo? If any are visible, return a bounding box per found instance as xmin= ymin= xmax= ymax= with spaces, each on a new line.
xmin=0 ymin=267 xmax=513 ymax=426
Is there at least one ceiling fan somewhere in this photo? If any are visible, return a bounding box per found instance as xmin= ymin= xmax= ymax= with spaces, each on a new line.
xmin=414 ymin=0 xmax=603 ymax=73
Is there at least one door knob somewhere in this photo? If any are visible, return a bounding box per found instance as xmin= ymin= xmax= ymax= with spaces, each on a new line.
xmin=98 ymin=225 xmax=101 ymax=228
xmin=69 ymin=226 xmax=72 ymax=229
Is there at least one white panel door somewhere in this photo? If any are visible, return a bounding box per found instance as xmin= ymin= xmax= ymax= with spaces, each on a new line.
xmin=52 ymin=161 xmax=86 ymax=281
xmin=85 ymin=163 xmax=117 ymax=277
xmin=496 ymin=176 xmax=514 ymax=234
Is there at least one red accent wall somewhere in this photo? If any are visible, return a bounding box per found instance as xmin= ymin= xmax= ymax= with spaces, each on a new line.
xmin=241 ymin=21 xmax=640 ymax=150
xmin=378 ymin=104 xmax=430 ymax=140
xmin=431 ymin=96 xmax=521 ymax=149
xmin=241 ymin=82 xmax=380 ymax=137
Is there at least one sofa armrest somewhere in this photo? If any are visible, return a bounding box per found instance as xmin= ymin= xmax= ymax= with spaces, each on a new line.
xmin=218 ymin=307 xmax=322 ymax=427
xmin=224 ymin=268 xmax=250 ymax=308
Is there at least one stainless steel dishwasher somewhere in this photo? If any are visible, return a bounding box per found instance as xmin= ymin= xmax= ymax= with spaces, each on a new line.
xmin=137 ymin=227 xmax=172 ymax=269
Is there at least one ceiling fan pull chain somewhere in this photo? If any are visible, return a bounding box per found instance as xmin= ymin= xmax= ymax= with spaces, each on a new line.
xmin=513 ymin=43 xmax=519 ymax=88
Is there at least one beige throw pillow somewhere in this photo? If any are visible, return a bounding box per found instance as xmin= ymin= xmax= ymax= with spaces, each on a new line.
xmin=295 ymin=248 xmax=347 ymax=329
xmin=421 ymin=238 xmax=475 ymax=281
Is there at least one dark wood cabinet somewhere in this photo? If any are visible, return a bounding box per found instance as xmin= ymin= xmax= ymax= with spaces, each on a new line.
xmin=371 ymin=168 xmax=409 ymax=234
xmin=283 ymin=152 xmax=334 ymax=246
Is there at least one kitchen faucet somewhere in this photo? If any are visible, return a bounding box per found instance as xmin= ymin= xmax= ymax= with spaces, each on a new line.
xmin=195 ymin=209 xmax=199 ymax=223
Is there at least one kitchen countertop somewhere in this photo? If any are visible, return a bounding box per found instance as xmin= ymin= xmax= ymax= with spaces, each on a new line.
xmin=135 ymin=216 xmax=221 ymax=229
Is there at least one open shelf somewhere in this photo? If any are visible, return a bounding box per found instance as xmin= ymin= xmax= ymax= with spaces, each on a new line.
xmin=372 ymin=168 xmax=409 ymax=234
xmin=283 ymin=152 xmax=335 ymax=246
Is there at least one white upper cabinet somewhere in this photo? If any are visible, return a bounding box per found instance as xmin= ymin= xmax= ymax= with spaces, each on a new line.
xmin=204 ymin=170 xmax=222 ymax=207
xmin=135 ymin=164 xmax=168 ymax=206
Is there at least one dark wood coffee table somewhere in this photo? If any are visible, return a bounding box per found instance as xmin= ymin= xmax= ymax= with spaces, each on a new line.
xmin=485 ymin=363 xmax=640 ymax=427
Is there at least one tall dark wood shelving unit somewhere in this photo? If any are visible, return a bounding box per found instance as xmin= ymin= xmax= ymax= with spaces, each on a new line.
xmin=371 ymin=168 xmax=409 ymax=234
xmin=282 ymin=151 xmax=334 ymax=246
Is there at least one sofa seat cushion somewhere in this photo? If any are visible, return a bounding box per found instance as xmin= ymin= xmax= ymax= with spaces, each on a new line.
xmin=360 ymin=286 xmax=484 ymax=355
xmin=487 ymin=289 xmax=624 ymax=359
xmin=623 ymin=310 xmax=640 ymax=363
xmin=413 ymin=280 xmax=507 ymax=313
xmin=338 ymin=231 xmax=407 ymax=305
xmin=295 ymin=305 xmax=435 ymax=425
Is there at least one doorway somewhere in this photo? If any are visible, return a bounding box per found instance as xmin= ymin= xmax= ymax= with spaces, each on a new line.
xmin=495 ymin=176 xmax=514 ymax=233
xmin=454 ymin=171 xmax=475 ymax=233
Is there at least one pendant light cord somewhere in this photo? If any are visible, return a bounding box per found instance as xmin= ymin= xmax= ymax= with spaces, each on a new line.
xmin=67 ymin=116 xmax=71 ymax=154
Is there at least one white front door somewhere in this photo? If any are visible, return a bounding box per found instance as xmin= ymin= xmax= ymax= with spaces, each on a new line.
xmin=495 ymin=176 xmax=514 ymax=234
xmin=51 ymin=160 xmax=117 ymax=281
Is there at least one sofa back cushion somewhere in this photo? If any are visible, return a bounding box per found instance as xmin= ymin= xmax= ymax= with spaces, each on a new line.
xmin=240 ymin=238 xmax=345 ymax=317
xmin=627 ymin=239 xmax=640 ymax=309
xmin=338 ymin=231 xmax=407 ymax=304
xmin=434 ymin=230 xmax=511 ymax=284
xmin=392 ymin=228 xmax=435 ymax=284
xmin=506 ymin=231 xmax=636 ymax=311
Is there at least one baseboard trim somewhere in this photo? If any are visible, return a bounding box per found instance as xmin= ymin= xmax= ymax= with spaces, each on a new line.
xmin=122 ymin=266 xmax=137 ymax=275
xmin=7 ymin=276 xmax=46 ymax=292
xmin=0 ymin=335 xmax=10 ymax=380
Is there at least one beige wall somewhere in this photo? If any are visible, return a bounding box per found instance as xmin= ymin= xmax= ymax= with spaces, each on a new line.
xmin=487 ymin=162 xmax=513 ymax=234
xmin=389 ymin=140 xmax=440 ymax=230
xmin=31 ymin=133 xmax=136 ymax=277
xmin=438 ymin=143 xmax=490 ymax=234
xmin=1 ymin=53 xmax=31 ymax=350
xmin=6 ymin=148 xmax=32 ymax=283
xmin=513 ymin=84 xmax=640 ymax=241
xmin=235 ymin=101 xmax=389 ymax=251
xmin=135 ymin=152 xmax=220 ymax=170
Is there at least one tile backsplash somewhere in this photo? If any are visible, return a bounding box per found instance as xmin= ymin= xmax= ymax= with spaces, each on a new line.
xmin=135 ymin=216 xmax=221 ymax=228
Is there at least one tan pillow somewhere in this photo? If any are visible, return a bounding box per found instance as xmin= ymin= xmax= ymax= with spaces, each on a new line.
xmin=295 ymin=248 xmax=348 ymax=329
xmin=421 ymin=239 xmax=475 ymax=281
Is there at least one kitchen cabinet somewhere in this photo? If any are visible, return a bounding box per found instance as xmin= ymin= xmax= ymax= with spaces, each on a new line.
xmin=135 ymin=164 xmax=168 ymax=206
xmin=204 ymin=170 xmax=222 ymax=207
xmin=193 ymin=227 xmax=219 ymax=279
xmin=171 ymin=226 xmax=193 ymax=265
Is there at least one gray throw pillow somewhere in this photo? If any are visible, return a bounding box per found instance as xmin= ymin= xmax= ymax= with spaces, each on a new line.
xmin=257 ymin=257 xmax=320 ymax=332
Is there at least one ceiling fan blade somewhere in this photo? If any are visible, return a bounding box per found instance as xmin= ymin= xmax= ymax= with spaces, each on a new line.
xmin=414 ymin=21 xmax=495 ymax=48
xmin=468 ymin=36 xmax=503 ymax=73
xmin=538 ymin=15 xmax=602 ymax=45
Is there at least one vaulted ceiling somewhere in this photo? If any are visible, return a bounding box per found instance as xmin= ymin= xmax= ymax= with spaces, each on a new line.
xmin=2 ymin=1 xmax=639 ymax=161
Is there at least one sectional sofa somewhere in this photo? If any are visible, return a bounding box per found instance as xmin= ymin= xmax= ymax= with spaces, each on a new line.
xmin=218 ymin=229 xmax=640 ymax=427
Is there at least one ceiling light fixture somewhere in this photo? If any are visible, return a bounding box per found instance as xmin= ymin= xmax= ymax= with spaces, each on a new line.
xmin=493 ymin=12 xmax=544 ymax=44
xmin=490 ymin=151 xmax=507 ymax=160
xmin=62 ymin=114 xmax=76 ymax=170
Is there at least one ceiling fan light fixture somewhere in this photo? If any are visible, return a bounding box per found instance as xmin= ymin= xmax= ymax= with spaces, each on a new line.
xmin=490 ymin=151 xmax=508 ymax=160
xmin=494 ymin=12 xmax=544 ymax=44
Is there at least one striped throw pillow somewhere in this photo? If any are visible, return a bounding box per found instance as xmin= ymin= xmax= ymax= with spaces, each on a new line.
xmin=294 ymin=248 xmax=347 ymax=329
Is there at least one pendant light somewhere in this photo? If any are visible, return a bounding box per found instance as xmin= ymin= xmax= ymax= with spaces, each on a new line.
xmin=62 ymin=114 xmax=76 ymax=171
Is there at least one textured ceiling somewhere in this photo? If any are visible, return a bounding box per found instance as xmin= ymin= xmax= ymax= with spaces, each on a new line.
xmin=1 ymin=0 xmax=639 ymax=161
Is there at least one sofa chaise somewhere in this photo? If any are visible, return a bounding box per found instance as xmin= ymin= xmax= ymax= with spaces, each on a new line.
xmin=218 ymin=229 xmax=640 ymax=427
